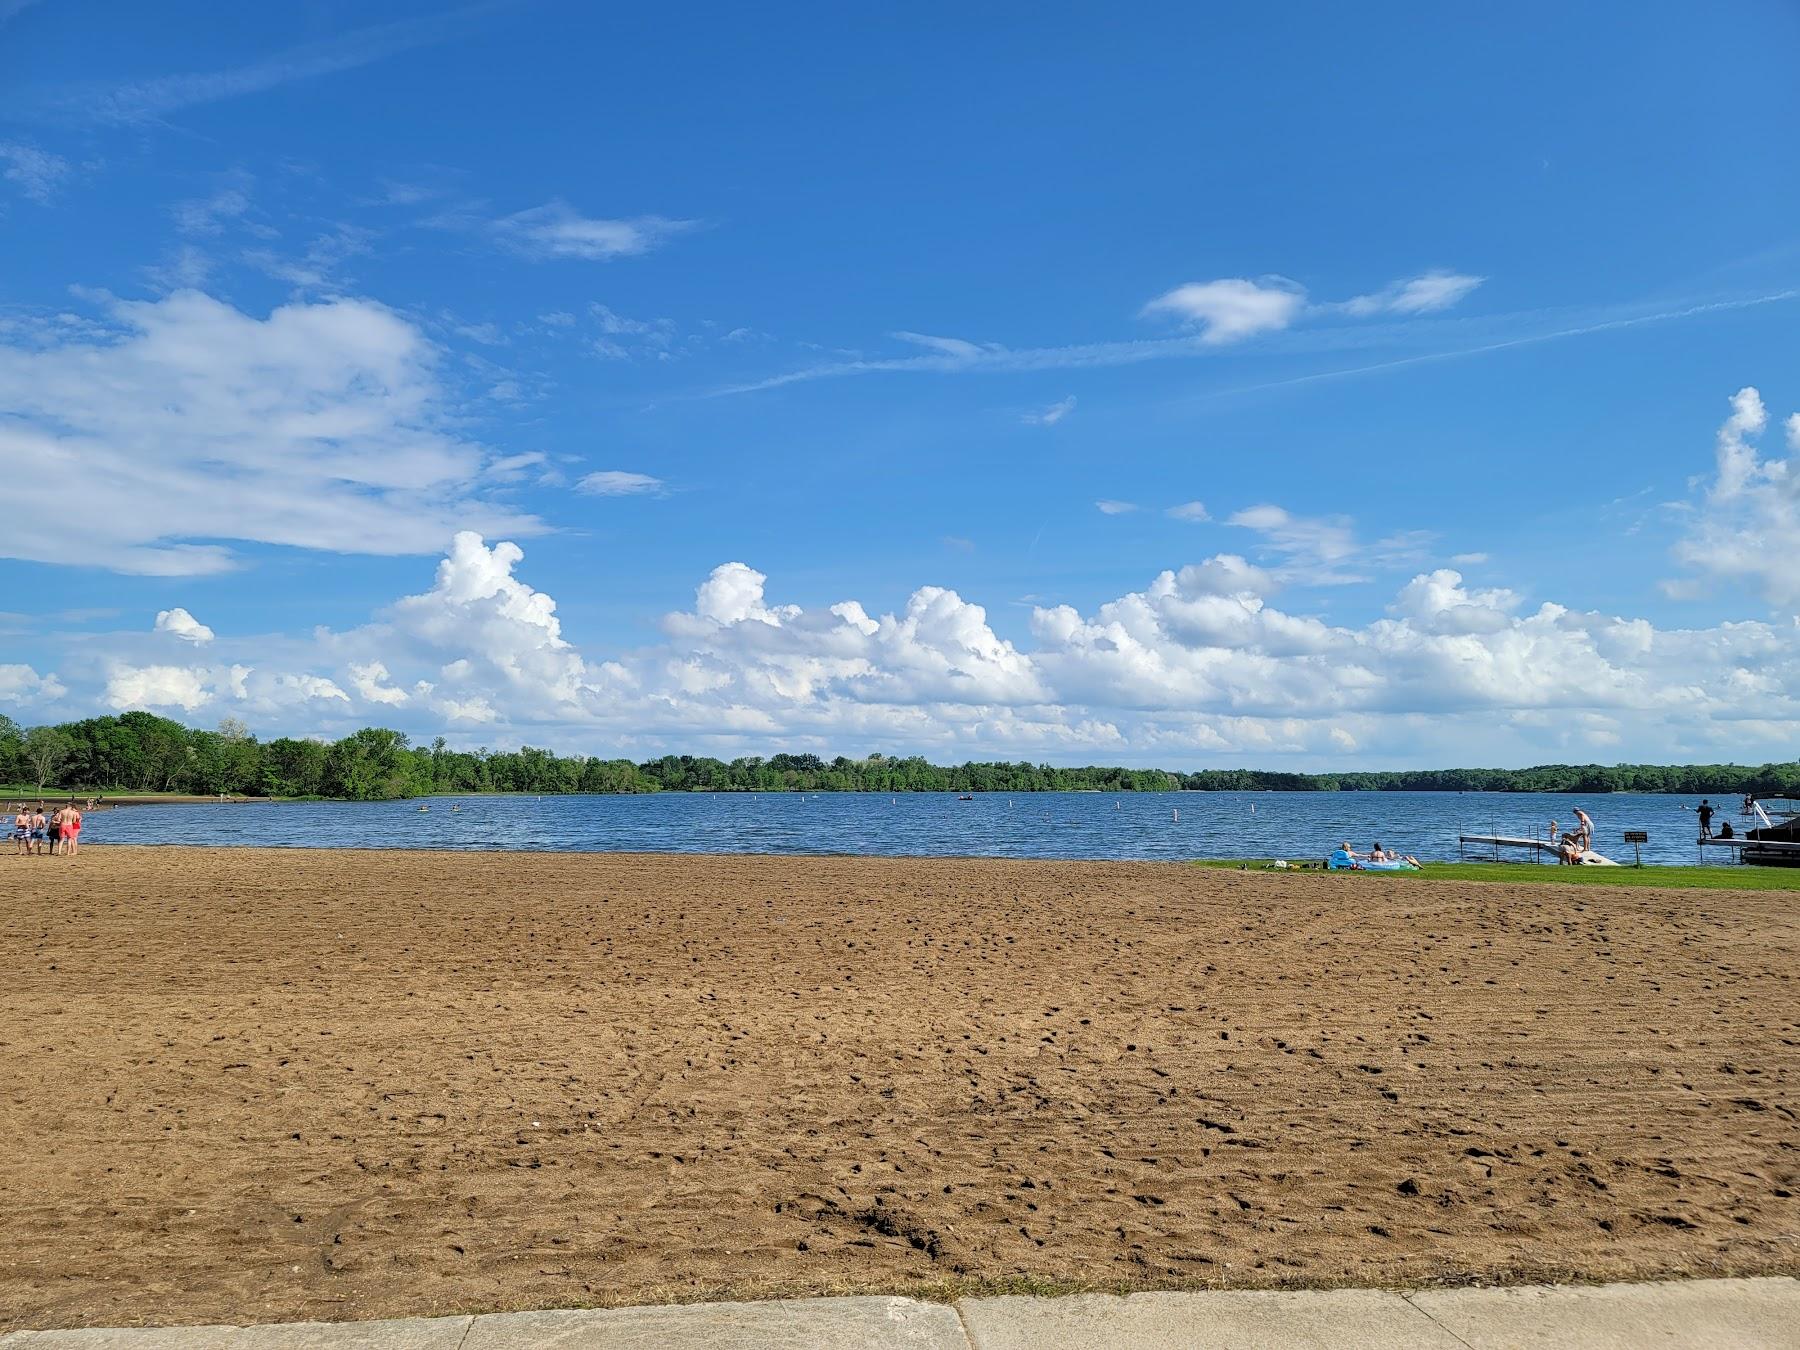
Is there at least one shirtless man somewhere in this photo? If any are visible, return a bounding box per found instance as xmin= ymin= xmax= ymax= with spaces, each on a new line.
xmin=11 ymin=805 xmax=30 ymax=856
xmin=1573 ymin=807 xmax=1594 ymax=852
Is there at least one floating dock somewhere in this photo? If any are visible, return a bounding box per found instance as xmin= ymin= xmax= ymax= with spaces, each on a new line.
xmin=1696 ymin=836 xmax=1800 ymax=865
xmin=1458 ymin=833 xmax=1559 ymax=862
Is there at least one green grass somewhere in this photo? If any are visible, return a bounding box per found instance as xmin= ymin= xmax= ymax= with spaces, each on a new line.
xmin=1193 ymin=859 xmax=1800 ymax=889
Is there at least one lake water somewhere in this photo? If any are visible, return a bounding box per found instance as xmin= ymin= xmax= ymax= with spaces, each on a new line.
xmin=85 ymin=790 xmax=1728 ymax=865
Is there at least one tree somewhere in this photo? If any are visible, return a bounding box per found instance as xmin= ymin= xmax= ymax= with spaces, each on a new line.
xmin=22 ymin=727 xmax=71 ymax=792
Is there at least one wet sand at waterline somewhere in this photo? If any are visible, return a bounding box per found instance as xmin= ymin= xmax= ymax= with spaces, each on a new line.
xmin=1 ymin=848 xmax=1794 ymax=1329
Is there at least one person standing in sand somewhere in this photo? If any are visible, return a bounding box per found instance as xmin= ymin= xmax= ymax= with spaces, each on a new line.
xmin=11 ymin=805 xmax=30 ymax=856
xmin=60 ymin=803 xmax=81 ymax=856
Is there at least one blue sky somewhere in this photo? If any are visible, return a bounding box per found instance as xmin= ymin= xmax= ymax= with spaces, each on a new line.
xmin=3 ymin=0 xmax=1799 ymax=766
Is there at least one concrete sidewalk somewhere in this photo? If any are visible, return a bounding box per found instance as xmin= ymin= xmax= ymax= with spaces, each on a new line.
xmin=2 ymin=1277 xmax=1795 ymax=1348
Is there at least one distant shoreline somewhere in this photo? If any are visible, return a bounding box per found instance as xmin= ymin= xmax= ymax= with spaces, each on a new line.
xmin=14 ymin=784 xmax=1786 ymax=804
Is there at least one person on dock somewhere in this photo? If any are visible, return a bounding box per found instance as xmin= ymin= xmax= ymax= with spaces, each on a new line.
xmin=1573 ymin=807 xmax=1594 ymax=852
xmin=1697 ymin=799 xmax=1715 ymax=839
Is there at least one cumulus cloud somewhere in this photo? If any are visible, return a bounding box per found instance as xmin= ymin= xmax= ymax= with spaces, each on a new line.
xmin=347 ymin=661 xmax=409 ymax=706
xmin=105 ymin=664 xmax=213 ymax=712
xmin=1141 ymin=277 xmax=1307 ymax=344
xmin=493 ymin=201 xmax=693 ymax=261
xmin=386 ymin=531 xmax=598 ymax=715
xmin=1672 ymin=387 xmax=1800 ymax=606
xmin=36 ymin=515 xmax=1800 ymax=764
xmin=0 ymin=290 xmax=541 ymax=574
xmin=154 ymin=607 xmax=214 ymax=644
xmin=0 ymin=664 xmax=66 ymax=704
xmin=576 ymin=470 xmax=667 ymax=496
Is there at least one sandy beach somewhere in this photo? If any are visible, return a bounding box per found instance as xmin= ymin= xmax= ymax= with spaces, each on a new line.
xmin=0 ymin=846 xmax=1794 ymax=1330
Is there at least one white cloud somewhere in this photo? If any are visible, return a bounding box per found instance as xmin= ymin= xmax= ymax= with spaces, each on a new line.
xmin=1672 ymin=386 xmax=1800 ymax=605
xmin=1450 ymin=552 xmax=1489 ymax=565
xmin=243 ymin=224 xmax=374 ymax=291
xmin=494 ymin=202 xmax=693 ymax=262
xmin=1229 ymin=504 xmax=1356 ymax=560
xmin=1096 ymin=500 xmax=1137 ymax=515
xmin=269 ymin=674 xmax=350 ymax=705
xmin=1340 ymin=269 xmax=1484 ymax=317
xmin=0 ymin=664 xmax=66 ymax=704
xmin=154 ymin=607 xmax=214 ymax=644
xmin=1167 ymin=500 xmax=1210 ymax=522
xmin=1388 ymin=570 xmax=1520 ymax=634
xmin=1023 ymin=395 xmax=1076 ymax=426
xmin=719 ymin=284 xmax=1788 ymax=401
xmin=43 ymin=10 xmax=471 ymax=124
xmin=576 ymin=470 xmax=667 ymax=497
xmin=348 ymin=661 xmax=409 ymax=706
xmin=171 ymin=184 xmax=252 ymax=236
xmin=38 ymin=504 xmax=1800 ymax=765
xmin=0 ymin=290 xmax=541 ymax=575
xmin=142 ymin=244 xmax=216 ymax=292
xmin=1141 ymin=277 xmax=1307 ymax=344
xmin=105 ymin=664 xmax=213 ymax=712
xmin=0 ymin=140 xmax=69 ymax=202
xmin=893 ymin=331 xmax=991 ymax=360
xmin=383 ymin=531 xmax=597 ymax=715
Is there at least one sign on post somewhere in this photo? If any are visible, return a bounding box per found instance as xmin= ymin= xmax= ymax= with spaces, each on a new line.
xmin=1622 ymin=829 xmax=1648 ymax=866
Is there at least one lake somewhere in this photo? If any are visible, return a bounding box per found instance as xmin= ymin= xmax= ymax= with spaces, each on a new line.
xmin=83 ymin=790 xmax=1728 ymax=865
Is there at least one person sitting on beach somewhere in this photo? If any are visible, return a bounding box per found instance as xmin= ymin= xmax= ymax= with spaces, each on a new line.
xmin=1329 ymin=841 xmax=1361 ymax=869
xmin=1371 ymin=841 xmax=1424 ymax=868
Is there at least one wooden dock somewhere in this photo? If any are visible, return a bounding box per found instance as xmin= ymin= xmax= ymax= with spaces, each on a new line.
xmin=1458 ymin=833 xmax=1558 ymax=862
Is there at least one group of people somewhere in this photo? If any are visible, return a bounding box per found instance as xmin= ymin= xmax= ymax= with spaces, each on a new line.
xmin=1695 ymin=798 xmax=1740 ymax=840
xmin=10 ymin=803 xmax=82 ymax=856
xmin=1548 ymin=806 xmax=1595 ymax=864
xmin=1330 ymin=841 xmax=1422 ymax=869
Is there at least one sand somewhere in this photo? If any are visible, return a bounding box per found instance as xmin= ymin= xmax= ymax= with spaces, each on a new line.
xmin=0 ymin=847 xmax=1794 ymax=1330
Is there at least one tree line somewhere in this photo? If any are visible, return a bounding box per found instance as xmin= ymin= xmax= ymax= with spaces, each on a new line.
xmin=2 ymin=711 xmax=1797 ymax=802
